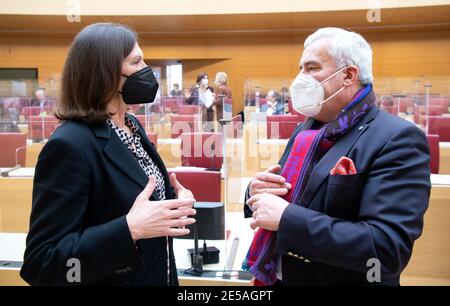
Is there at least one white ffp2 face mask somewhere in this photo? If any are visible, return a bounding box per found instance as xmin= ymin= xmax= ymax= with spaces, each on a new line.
xmin=289 ymin=67 xmax=347 ymax=117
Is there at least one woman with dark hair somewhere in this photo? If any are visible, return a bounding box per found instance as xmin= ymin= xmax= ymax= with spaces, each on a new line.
xmin=20 ymin=23 xmax=196 ymax=286
xmin=187 ymin=72 xmax=215 ymax=130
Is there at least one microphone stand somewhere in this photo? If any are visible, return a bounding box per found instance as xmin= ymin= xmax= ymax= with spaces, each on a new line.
xmin=209 ymin=142 xmax=216 ymax=170
xmin=2 ymin=145 xmax=27 ymax=177
xmin=183 ymin=217 xmax=204 ymax=276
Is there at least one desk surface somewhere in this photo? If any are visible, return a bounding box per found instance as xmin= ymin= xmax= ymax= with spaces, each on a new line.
xmin=1 ymin=167 xmax=35 ymax=177
xmin=0 ymin=233 xmax=26 ymax=262
xmin=0 ymin=212 xmax=254 ymax=284
xmin=1 ymin=170 xmax=449 ymax=285
xmin=430 ymin=174 xmax=450 ymax=185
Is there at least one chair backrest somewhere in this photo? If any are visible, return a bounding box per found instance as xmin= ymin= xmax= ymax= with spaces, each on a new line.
xmin=161 ymin=97 xmax=183 ymax=113
xmin=429 ymin=97 xmax=449 ymax=106
xmin=180 ymin=132 xmax=223 ymax=170
xmin=146 ymin=132 xmax=158 ymax=148
xmin=167 ymin=170 xmax=221 ymax=202
xmin=150 ymin=103 xmax=161 ymax=113
xmin=426 ymin=134 xmax=440 ymax=174
xmin=221 ymin=114 xmax=243 ymax=139
xmin=133 ymin=115 xmax=146 ymax=128
xmin=415 ymin=105 xmax=445 ymax=126
xmin=29 ymin=115 xmax=59 ymax=142
xmin=428 ymin=116 xmax=450 ymax=142
xmin=397 ymin=97 xmax=413 ymax=113
xmin=258 ymin=98 xmax=267 ymax=106
xmin=428 ymin=98 xmax=449 ymax=114
xmin=170 ymin=114 xmax=200 ymax=138
xmin=178 ymin=105 xmax=201 ymax=115
xmin=0 ymin=133 xmax=27 ymax=167
xmin=428 ymin=105 xmax=444 ymax=116
xmin=267 ymin=115 xmax=300 ymax=139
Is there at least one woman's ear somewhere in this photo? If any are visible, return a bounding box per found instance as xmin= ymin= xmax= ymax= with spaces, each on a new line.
xmin=343 ymin=65 xmax=359 ymax=86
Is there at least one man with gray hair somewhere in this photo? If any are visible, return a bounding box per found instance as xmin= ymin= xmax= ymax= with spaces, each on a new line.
xmin=243 ymin=27 xmax=430 ymax=286
xmin=31 ymin=88 xmax=48 ymax=108
xmin=265 ymin=90 xmax=284 ymax=115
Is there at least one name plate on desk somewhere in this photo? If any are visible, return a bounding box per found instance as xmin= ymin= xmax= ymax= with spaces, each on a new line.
xmin=1 ymin=167 xmax=35 ymax=177
xmin=431 ymin=174 xmax=450 ymax=186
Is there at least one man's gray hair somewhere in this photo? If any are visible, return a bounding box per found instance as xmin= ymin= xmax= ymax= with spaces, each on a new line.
xmin=304 ymin=27 xmax=373 ymax=85
xmin=214 ymin=71 xmax=228 ymax=86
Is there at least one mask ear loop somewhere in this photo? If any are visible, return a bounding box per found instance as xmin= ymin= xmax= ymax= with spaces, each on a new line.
xmin=315 ymin=66 xmax=347 ymax=88
xmin=118 ymin=74 xmax=129 ymax=95
xmin=316 ymin=66 xmax=348 ymax=105
xmin=320 ymin=86 xmax=346 ymax=105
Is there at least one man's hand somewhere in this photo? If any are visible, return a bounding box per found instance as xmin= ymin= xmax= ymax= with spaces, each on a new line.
xmin=249 ymin=165 xmax=291 ymax=197
xmin=170 ymin=173 xmax=195 ymax=200
xmin=246 ymin=193 xmax=289 ymax=231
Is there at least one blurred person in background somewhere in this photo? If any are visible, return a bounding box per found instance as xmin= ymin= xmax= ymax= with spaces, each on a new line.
xmin=214 ymin=71 xmax=232 ymax=123
xmin=265 ymin=90 xmax=284 ymax=115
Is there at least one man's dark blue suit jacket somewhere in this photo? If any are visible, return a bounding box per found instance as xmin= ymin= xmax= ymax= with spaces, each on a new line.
xmin=245 ymin=100 xmax=431 ymax=286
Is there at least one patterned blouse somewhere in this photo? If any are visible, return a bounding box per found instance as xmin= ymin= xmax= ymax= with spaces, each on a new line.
xmin=106 ymin=115 xmax=166 ymax=200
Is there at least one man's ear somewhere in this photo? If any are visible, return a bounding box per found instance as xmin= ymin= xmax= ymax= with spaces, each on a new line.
xmin=343 ymin=65 xmax=359 ymax=86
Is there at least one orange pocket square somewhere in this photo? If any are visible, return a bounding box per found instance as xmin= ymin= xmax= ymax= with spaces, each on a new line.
xmin=330 ymin=157 xmax=357 ymax=175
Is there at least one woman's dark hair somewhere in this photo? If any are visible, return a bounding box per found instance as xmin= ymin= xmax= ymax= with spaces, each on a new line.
xmin=196 ymin=72 xmax=208 ymax=84
xmin=56 ymin=23 xmax=137 ymax=124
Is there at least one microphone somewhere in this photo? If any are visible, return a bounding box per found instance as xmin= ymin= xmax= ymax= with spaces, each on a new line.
xmin=210 ymin=141 xmax=215 ymax=170
xmin=1 ymin=145 xmax=27 ymax=177
xmin=15 ymin=145 xmax=27 ymax=167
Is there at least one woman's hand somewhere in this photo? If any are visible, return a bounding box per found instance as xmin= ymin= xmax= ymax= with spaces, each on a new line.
xmin=126 ymin=176 xmax=196 ymax=241
xmin=170 ymin=173 xmax=195 ymax=200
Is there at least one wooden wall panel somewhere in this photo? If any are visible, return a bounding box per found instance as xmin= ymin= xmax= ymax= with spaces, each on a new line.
xmin=0 ymin=29 xmax=449 ymax=113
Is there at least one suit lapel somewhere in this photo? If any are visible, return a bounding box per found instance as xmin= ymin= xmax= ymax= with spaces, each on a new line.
xmin=93 ymin=120 xmax=159 ymax=200
xmin=299 ymin=105 xmax=379 ymax=207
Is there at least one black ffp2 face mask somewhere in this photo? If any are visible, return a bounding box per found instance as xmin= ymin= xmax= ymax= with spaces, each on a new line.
xmin=119 ymin=66 xmax=159 ymax=104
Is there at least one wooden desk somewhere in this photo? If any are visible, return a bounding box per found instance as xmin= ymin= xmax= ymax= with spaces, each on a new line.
xmin=25 ymin=143 xmax=44 ymax=167
xmin=401 ymin=185 xmax=450 ymax=285
xmin=0 ymin=178 xmax=32 ymax=233
xmin=439 ymin=143 xmax=450 ymax=174
xmin=243 ymin=123 xmax=278 ymax=173
xmin=254 ymin=139 xmax=288 ymax=172
xmin=0 ymin=214 xmax=253 ymax=286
